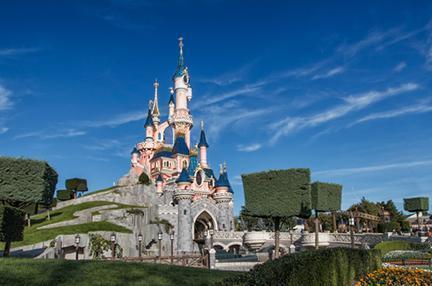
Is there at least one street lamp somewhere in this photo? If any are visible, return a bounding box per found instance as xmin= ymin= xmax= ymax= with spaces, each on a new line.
xmin=74 ymin=234 xmax=80 ymax=260
xmin=110 ymin=232 xmax=116 ymax=260
xmin=349 ymin=215 xmax=355 ymax=249
xmin=209 ymin=229 xmax=214 ymax=249
xmin=170 ymin=231 xmax=175 ymax=264
xmin=289 ymin=229 xmax=293 ymax=254
xmin=138 ymin=233 xmax=143 ymax=259
xmin=158 ymin=231 xmax=163 ymax=263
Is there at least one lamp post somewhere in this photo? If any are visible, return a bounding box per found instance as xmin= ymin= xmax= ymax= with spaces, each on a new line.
xmin=138 ymin=233 xmax=143 ymax=259
xmin=110 ymin=232 xmax=116 ymax=260
xmin=158 ymin=232 xmax=163 ymax=263
xmin=349 ymin=214 xmax=355 ymax=249
xmin=170 ymin=231 xmax=175 ymax=264
xmin=74 ymin=234 xmax=80 ymax=260
xmin=209 ymin=229 xmax=214 ymax=249
xmin=289 ymin=229 xmax=293 ymax=254
xmin=204 ymin=230 xmax=208 ymax=248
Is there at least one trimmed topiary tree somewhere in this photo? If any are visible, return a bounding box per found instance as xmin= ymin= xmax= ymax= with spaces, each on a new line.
xmin=56 ymin=189 xmax=74 ymax=201
xmin=404 ymin=197 xmax=429 ymax=233
xmin=0 ymin=157 xmax=58 ymax=256
xmin=242 ymin=169 xmax=311 ymax=259
xmin=0 ymin=205 xmax=25 ymax=257
xmin=311 ymin=182 xmax=342 ymax=249
xmin=65 ymin=178 xmax=88 ymax=198
xmin=138 ymin=172 xmax=151 ymax=185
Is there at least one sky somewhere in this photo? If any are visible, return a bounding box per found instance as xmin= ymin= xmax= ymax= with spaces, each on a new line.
xmin=1 ymin=1 xmax=431 ymax=215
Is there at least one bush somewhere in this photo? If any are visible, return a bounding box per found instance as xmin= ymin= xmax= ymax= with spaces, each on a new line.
xmin=403 ymin=197 xmax=429 ymax=212
xmin=138 ymin=172 xmax=151 ymax=185
xmin=216 ymin=248 xmax=381 ymax=286
xmin=311 ymin=182 xmax=342 ymax=212
xmin=56 ymin=189 xmax=74 ymax=201
xmin=242 ymin=169 xmax=311 ymax=218
xmin=374 ymin=240 xmax=430 ymax=256
xmin=65 ymin=178 xmax=88 ymax=193
xmin=0 ymin=157 xmax=58 ymax=205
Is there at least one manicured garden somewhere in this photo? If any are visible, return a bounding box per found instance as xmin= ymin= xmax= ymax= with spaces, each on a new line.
xmin=0 ymin=201 xmax=139 ymax=249
xmin=0 ymin=258 xmax=235 ymax=286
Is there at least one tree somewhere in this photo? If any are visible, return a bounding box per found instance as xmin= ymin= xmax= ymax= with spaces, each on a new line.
xmin=404 ymin=197 xmax=429 ymax=233
xmin=311 ymin=182 xmax=342 ymax=249
xmin=65 ymin=178 xmax=88 ymax=198
xmin=0 ymin=157 xmax=58 ymax=256
xmin=242 ymin=169 xmax=311 ymax=259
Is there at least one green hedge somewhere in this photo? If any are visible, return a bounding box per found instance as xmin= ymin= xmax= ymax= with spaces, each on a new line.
xmin=242 ymin=169 xmax=311 ymax=218
xmin=373 ymin=240 xmax=430 ymax=256
xmin=311 ymin=182 xmax=342 ymax=212
xmin=56 ymin=190 xmax=74 ymax=201
xmin=139 ymin=172 xmax=151 ymax=185
xmin=0 ymin=157 xmax=58 ymax=205
xmin=65 ymin=178 xmax=88 ymax=192
xmin=216 ymin=248 xmax=381 ymax=286
xmin=0 ymin=205 xmax=25 ymax=242
xmin=403 ymin=197 xmax=429 ymax=212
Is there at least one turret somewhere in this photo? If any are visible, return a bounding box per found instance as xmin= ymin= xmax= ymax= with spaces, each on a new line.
xmin=174 ymin=168 xmax=194 ymax=253
xmin=151 ymin=80 xmax=160 ymax=126
xmin=144 ymin=104 xmax=154 ymax=141
xmin=168 ymin=87 xmax=175 ymax=123
xmin=172 ymin=37 xmax=193 ymax=148
xmin=214 ymin=163 xmax=233 ymax=231
xmin=156 ymin=174 xmax=164 ymax=194
xmin=198 ymin=121 xmax=209 ymax=168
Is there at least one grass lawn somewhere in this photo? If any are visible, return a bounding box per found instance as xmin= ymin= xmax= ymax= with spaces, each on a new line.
xmin=1 ymin=201 xmax=142 ymax=249
xmin=0 ymin=258 xmax=235 ymax=286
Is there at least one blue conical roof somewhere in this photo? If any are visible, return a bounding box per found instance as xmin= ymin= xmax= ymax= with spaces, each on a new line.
xmin=172 ymin=136 xmax=189 ymax=155
xmin=144 ymin=109 xmax=154 ymax=128
xmin=215 ymin=172 xmax=230 ymax=188
xmin=130 ymin=147 xmax=140 ymax=155
xmin=156 ymin=174 xmax=164 ymax=182
xmin=198 ymin=129 xmax=209 ymax=148
xmin=173 ymin=38 xmax=186 ymax=78
xmin=168 ymin=92 xmax=175 ymax=105
xmin=176 ymin=168 xmax=192 ymax=184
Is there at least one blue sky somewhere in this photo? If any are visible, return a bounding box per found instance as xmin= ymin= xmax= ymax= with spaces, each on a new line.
xmin=1 ymin=1 xmax=431 ymax=214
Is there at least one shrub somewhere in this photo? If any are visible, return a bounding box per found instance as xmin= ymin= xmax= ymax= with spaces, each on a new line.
xmin=138 ymin=172 xmax=151 ymax=185
xmin=65 ymin=178 xmax=88 ymax=193
xmin=404 ymin=197 xmax=429 ymax=212
xmin=374 ymin=240 xmax=430 ymax=256
xmin=56 ymin=189 xmax=74 ymax=201
xmin=0 ymin=157 xmax=58 ymax=205
xmin=242 ymin=169 xmax=311 ymax=218
xmin=356 ymin=267 xmax=432 ymax=286
xmin=311 ymin=182 xmax=342 ymax=212
xmin=216 ymin=248 xmax=381 ymax=286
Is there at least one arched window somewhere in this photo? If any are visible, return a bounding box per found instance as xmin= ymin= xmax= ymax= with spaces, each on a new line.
xmin=182 ymin=160 xmax=188 ymax=169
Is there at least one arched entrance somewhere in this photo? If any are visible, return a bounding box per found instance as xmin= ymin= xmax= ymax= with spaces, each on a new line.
xmin=193 ymin=211 xmax=216 ymax=250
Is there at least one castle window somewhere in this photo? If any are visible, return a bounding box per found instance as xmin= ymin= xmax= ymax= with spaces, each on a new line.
xmin=183 ymin=210 xmax=187 ymax=215
xmin=182 ymin=160 xmax=188 ymax=169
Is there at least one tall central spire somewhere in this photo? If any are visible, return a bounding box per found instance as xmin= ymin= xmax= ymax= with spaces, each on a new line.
xmin=174 ymin=36 xmax=186 ymax=78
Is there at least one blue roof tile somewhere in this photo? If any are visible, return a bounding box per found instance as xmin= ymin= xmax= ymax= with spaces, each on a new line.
xmin=176 ymin=168 xmax=192 ymax=183
xmin=172 ymin=136 xmax=189 ymax=155
xmin=144 ymin=109 xmax=154 ymax=128
xmin=198 ymin=129 xmax=209 ymax=148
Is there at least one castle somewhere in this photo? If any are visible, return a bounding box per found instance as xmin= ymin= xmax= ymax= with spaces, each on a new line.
xmin=122 ymin=37 xmax=234 ymax=254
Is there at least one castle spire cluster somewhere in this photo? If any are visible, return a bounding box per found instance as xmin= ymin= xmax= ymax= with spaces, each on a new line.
xmin=129 ymin=36 xmax=233 ymax=207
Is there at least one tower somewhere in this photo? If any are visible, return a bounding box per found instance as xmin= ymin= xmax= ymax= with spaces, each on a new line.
xmin=173 ymin=168 xmax=194 ymax=253
xmin=198 ymin=121 xmax=209 ymax=168
xmin=171 ymin=37 xmax=193 ymax=148
xmin=213 ymin=163 xmax=233 ymax=231
xmin=151 ymin=80 xmax=160 ymax=127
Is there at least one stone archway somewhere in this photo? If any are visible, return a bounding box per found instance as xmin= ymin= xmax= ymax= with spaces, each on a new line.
xmin=193 ymin=211 xmax=216 ymax=248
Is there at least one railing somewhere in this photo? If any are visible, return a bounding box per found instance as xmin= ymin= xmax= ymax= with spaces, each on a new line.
xmin=118 ymin=254 xmax=206 ymax=268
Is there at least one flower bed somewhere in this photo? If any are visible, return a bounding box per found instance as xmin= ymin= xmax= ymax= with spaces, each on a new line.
xmin=355 ymin=267 xmax=432 ymax=286
xmin=383 ymin=250 xmax=431 ymax=261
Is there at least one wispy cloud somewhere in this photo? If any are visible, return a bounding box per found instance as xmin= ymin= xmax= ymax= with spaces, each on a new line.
xmin=0 ymin=47 xmax=41 ymax=57
xmin=0 ymin=84 xmax=13 ymax=110
xmin=14 ymin=129 xmax=86 ymax=140
xmin=393 ymin=62 xmax=407 ymax=72
xmin=198 ymin=62 xmax=256 ymax=86
xmin=315 ymin=159 xmax=432 ymax=177
xmin=237 ymin=143 xmax=262 ymax=152
xmin=312 ymin=66 xmax=345 ymax=80
xmin=350 ymin=100 xmax=432 ymax=126
xmin=81 ymin=110 xmax=146 ymax=128
xmin=0 ymin=127 xmax=8 ymax=134
xmin=270 ymin=83 xmax=419 ymax=144
xmin=195 ymin=85 xmax=262 ymax=109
